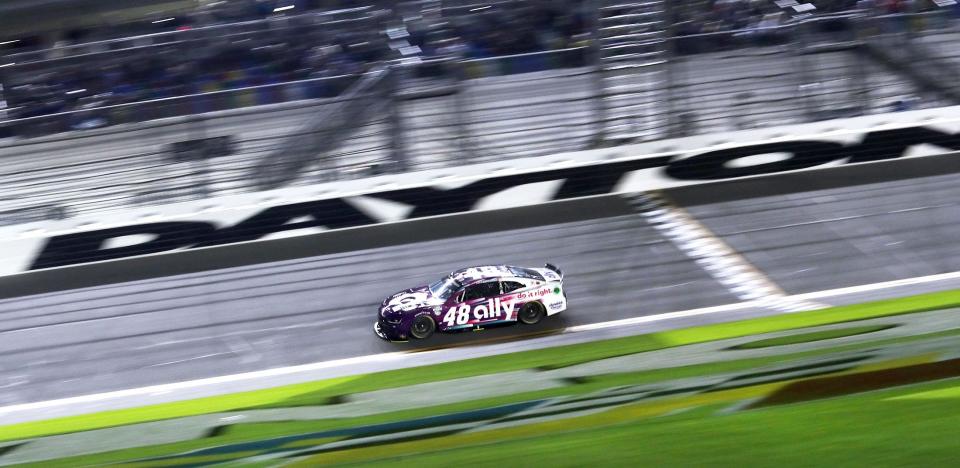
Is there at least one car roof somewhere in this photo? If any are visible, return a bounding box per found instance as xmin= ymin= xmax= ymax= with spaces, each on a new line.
xmin=450 ymin=265 xmax=515 ymax=283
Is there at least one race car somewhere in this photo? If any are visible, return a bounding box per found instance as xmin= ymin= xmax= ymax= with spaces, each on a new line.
xmin=375 ymin=263 xmax=567 ymax=341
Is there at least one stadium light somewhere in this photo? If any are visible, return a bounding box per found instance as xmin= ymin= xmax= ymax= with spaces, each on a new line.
xmin=274 ymin=5 xmax=295 ymax=12
xmin=0 ymin=40 xmax=19 ymax=45
xmin=152 ymin=18 xmax=176 ymax=23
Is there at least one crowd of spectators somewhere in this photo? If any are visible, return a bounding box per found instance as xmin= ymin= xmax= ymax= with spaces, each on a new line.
xmin=405 ymin=0 xmax=590 ymax=58
xmin=0 ymin=0 xmax=594 ymax=128
xmin=671 ymin=0 xmax=953 ymax=38
xmin=1 ymin=6 xmax=394 ymax=126
xmin=1 ymin=0 xmax=956 ymax=131
xmin=1 ymin=1 xmax=387 ymax=51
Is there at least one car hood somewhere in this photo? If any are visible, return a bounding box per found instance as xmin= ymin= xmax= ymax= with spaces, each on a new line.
xmin=382 ymin=286 xmax=443 ymax=314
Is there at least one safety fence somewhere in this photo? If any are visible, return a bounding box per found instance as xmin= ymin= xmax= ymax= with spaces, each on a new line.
xmin=0 ymin=10 xmax=957 ymax=224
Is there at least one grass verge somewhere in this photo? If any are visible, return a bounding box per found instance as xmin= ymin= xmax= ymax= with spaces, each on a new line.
xmin=730 ymin=324 xmax=896 ymax=349
xmin=334 ymin=377 xmax=960 ymax=467
xmin=2 ymin=288 xmax=959 ymax=443
xmin=20 ymin=326 xmax=960 ymax=467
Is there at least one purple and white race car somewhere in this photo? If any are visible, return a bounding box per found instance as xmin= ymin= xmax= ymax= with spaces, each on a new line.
xmin=375 ymin=264 xmax=567 ymax=341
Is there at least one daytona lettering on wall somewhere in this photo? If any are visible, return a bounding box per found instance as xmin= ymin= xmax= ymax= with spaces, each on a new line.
xmin=18 ymin=124 xmax=960 ymax=272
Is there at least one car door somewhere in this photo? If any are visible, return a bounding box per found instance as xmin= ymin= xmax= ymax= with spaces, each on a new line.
xmin=497 ymin=280 xmax=527 ymax=321
xmin=441 ymin=280 xmax=502 ymax=328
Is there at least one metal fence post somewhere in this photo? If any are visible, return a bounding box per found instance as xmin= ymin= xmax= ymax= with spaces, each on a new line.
xmin=386 ymin=66 xmax=409 ymax=173
xmin=451 ymin=57 xmax=479 ymax=161
xmin=661 ymin=1 xmax=681 ymax=138
xmin=792 ymin=21 xmax=820 ymax=123
xmin=850 ymin=15 xmax=873 ymax=117
xmin=587 ymin=0 xmax=608 ymax=147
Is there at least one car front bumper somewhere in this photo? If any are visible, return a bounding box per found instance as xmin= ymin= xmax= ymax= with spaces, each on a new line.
xmin=374 ymin=319 xmax=408 ymax=342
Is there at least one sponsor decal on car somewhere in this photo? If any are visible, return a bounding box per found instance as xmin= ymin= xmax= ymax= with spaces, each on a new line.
xmin=442 ymin=297 xmax=517 ymax=326
xmin=510 ymin=287 xmax=552 ymax=301
xmin=384 ymin=290 xmax=435 ymax=313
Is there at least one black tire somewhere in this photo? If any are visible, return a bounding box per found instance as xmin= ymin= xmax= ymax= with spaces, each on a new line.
xmin=518 ymin=302 xmax=546 ymax=325
xmin=410 ymin=315 xmax=436 ymax=339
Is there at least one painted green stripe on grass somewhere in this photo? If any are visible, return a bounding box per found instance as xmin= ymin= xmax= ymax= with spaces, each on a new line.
xmin=1 ymin=288 xmax=958 ymax=443
xmin=653 ymin=289 xmax=960 ymax=348
xmin=730 ymin=325 xmax=897 ymax=350
xmin=338 ymin=377 xmax=960 ymax=468
xmin=49 ymin=327 xmax=960 ymax=467
xmin=14 ymin=325 xmax=960 ymax=466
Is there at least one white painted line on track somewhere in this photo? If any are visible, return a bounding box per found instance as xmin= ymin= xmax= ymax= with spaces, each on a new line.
xmin=623 ymin=191 xmax=827 ymax=313
xmin=0 ymin=269 xmax=957 ymax=419
xmin=564 ymin=301 xmax=759 ymax=333
xmin=146 ymin=352 xmax=233 ymax=368
xmin=0 ymin=302 xmax=764 ymax=419
xmin=0 ymin=352 xmax=409 ymax=417
xmin=791 ymin=271 xmax=960 ymax=300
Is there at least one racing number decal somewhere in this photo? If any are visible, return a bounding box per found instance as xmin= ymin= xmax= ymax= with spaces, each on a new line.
xmin=442 ymin=305 xmax=471 ymax=326
xmin=442 ymin=286 xmax=555 ymax=327
xmin=443 ymin=298 xmax=517 ymax=327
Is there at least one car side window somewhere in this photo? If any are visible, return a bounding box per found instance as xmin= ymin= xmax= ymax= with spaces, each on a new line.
xmin=501 ymin=281 xmax=525 ymax=293
xmin=462 ymin=281 xmax=500 ymax=301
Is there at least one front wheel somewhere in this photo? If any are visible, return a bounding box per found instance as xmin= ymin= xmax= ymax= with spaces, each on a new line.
xmin=518 ymin=302 xmax=546 ymax=325
xmin=410 ymin=315 xmax=436 ymax=339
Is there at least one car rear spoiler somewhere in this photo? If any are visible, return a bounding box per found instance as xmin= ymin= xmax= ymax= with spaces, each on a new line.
xmin=544 ymin=263 xmax=563 ymax=278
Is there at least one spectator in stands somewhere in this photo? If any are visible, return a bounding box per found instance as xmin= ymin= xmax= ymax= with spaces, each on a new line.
xmin=3 ymin=0 xmax=950 ymax=137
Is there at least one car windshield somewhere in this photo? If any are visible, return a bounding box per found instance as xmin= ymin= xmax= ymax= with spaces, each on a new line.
xmin=428 ymin=276 xmax=461 ymax=299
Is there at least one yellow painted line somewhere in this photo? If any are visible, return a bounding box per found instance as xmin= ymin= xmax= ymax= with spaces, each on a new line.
xmin=851 ymin=353 xmax=938 ymax=374
xmin=887 ymin=380 xmax=960 ymax=400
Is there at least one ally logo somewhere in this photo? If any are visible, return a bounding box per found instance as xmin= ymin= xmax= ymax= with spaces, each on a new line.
xmin=442 ymin=298 xmax=517 ymax=326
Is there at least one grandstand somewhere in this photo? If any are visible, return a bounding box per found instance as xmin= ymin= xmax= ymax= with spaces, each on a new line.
xmin=4 ymin=4 xmax=960 ymax=466
xmin=0 ymin=0 xmax=957 ymax=222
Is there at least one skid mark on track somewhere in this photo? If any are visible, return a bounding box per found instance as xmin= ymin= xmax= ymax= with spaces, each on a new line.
xmin=624 ymin=191 xmax=826 ymax=313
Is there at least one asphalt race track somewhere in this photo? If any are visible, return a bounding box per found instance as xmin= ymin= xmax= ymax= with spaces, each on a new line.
xmin=0 ymin=173 xmax=959 ymax=406
xmin=679 ymin=172 xmax=960 ymax=293
xmin=0 ymin=215 xmax=737 ymax=404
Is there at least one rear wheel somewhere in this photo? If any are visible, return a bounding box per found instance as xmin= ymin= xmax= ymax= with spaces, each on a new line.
xmin=518 ymin=302 xmax=546 ymax=325
xmin=410 ymin=315 xmax=436 ymax=339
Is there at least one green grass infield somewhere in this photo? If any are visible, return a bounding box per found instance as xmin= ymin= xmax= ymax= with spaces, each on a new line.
xmin=2 ymin=288 xmax=959 ymax=443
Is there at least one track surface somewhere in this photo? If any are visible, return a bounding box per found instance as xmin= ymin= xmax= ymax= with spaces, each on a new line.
xmin=685 ymin=173 xmax=960 ymax=293
xmin=0 ymin=215 xmax=735 ymax=404
xmin=0 ymin=174 xmax=958 ymax=406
